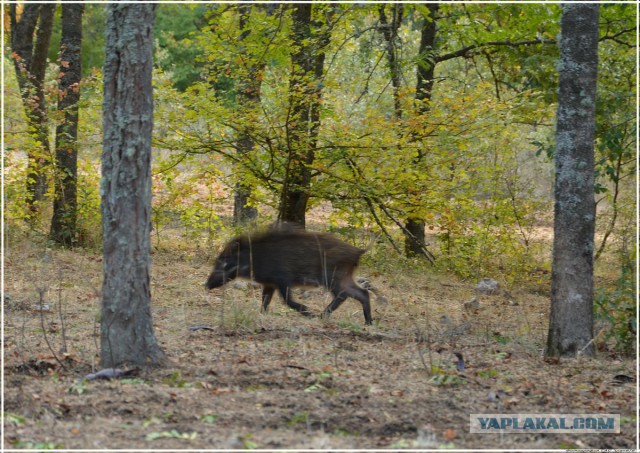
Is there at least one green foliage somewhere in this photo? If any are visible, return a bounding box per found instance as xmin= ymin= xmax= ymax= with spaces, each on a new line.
xmin=595 ymin=247 xmax=637 ymax=356
xmin=156 ymin=4 xmax=209 ymax=90
xmin=75 ymin=158 xmax=102 ymax=248
xmin=145 ymin=4 xmax=564 ymax=283
xmin=3 ymin=58 xmax=55 ymax=234
xmin=49 ymin=5 xmax=107 ymax=75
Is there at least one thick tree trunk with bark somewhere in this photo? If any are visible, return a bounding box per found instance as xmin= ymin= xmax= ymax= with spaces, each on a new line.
xmin=101 ymin=3 xmax=164 ymax=368
xmin=278 ymin=4 xmax=330 ymax=227
xmin=50 ymin=4 xmax=83 ymax=247
xmin=10 ymin=4 xmax=56 ymax=213
xmin=546 ymin=4 xmax=599 ymax=358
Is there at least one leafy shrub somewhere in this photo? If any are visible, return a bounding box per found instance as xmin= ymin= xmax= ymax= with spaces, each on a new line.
xmin=595 ymin=251 xmax=636 ymax=356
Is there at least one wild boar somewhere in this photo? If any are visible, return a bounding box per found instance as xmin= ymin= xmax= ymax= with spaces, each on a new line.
xmin=205 ymin=227 xmax=373 ymax=325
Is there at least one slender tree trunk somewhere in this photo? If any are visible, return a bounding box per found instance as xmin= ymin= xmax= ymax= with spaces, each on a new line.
xmin=378 ymin=4 xmax=403 ymax=119
xmin=101 ymin=3 xmax=164 ymax=368
xmin=233 ymin=4 xmax=262 ymax=225
xmin=50 ymin=4 xmax=83 ymax=247
xmin=546 ymin=4 xmax=599 ymax=358
xmin=405 ymin=4 xmax=439 ymax=258
xmin=379 ymin=5 xmax=432 ymax=258
xmin=10 ymin=4 xmax=56 ymax=214
xmin=278 ymin=4 xmax=330 ymax=227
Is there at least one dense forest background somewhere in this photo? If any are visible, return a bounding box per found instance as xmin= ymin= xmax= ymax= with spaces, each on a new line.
xmin=4 ymin=3 xmax=636 ymax=350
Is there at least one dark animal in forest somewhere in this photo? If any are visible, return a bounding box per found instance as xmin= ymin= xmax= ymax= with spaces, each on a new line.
xmin=204 ymin=226 xmax=373 ymax=325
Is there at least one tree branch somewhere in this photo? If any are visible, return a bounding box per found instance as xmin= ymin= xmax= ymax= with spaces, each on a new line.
xmin=435 ymin=38 xmax=554 ymax=63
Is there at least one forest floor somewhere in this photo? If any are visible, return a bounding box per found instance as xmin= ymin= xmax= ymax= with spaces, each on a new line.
xmin=3 ymin=223 xmax=637 ymax=450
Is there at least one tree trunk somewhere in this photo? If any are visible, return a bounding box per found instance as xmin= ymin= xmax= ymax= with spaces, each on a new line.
xmin=10 ymin=4 xmax=56 ymax=214
xmin=405 ymin=4 xmax=438 ymax=258
xmin=278 ymin=4 xmax=330 ymax=227
xmin=232 ymin=4 xmax=262 ymax=225
xmin=101 ymin=3 xmax=164 ymax=368
xmin=50 ymin=4 xmax=83 ymax=247
xmin=378 ymin=4 xmax=403 ymax=119
xmin=546 ymin=4 xmax=599 ymax=358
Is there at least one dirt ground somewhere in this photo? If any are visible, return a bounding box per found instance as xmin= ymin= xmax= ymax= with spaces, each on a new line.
xmin=3 ymin=232 xmax=637 ymax=450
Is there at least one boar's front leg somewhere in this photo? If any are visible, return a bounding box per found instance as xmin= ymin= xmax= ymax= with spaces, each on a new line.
xmin=277 ymin=284 xmax=313 ymax=317
xmin=261 ymin=285 xmax=276 ymax=313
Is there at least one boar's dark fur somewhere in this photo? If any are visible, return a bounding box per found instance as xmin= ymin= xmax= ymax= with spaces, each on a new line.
xmin=205 ymin=226 xmax=372 ymax=325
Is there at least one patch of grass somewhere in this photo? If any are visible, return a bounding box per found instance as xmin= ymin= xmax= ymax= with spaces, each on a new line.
xmin=333 ymin=428 xmax=356 ymax=437
xmin=164 ymin=371 xmax=192 ymax=388
xmin=428 ymin=374 xmax=465 ymax=387
xmin=558 ymin=441 xmax=580 ymax=449
xmin=287 ymin=411 xmax=309 ymax=427
xmin=120 ymin=378 xmax=147 ymax=385
xmin=5 ymin=413 xmax=26 ymax=424
xmin=200 ymin=414 xmax=218 ymax=424
xmin=336 ymin=321 xmax=362 ymax=332
xmin=389 ymin=439 xmax=413 ymax=448
xmin=218 ymin=304 xmax=260 ymax=332
xmin=241 ymin=434 xmax=258 ymax=449
xmin=477 ymin=369 xmax=499 ymax=379
xmin=68 ymin=379 xmax=89 ymax=394
xmin=145 ymin=430 xmax=197 ymax=441
xmin=492 ymin=334 xmax=510 ymax=344
xmin=304 ymin=370 xmax=333 ymax=393
xmin=13 ymin=441 xmax=64 ymax=449
xmin=143 ymin=417 xmax=161 ymax=428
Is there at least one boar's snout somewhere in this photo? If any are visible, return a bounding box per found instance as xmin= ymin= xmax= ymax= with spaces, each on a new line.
xmin=204 ymin=261 xmax=238 ymax=290
xmin=203 ymin=273 xmax=223 ymax=290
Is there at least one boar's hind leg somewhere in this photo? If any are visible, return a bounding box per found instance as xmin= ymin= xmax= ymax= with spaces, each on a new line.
xmin=351 ymin=285 xmax=373 ymax=326
xmin=261 ymin=286 xmax=276 ymax=313
xmin=277 ymin=285 xmax=313 ymax=317
xmin=324 ymin=282 xmax=373 ymax=326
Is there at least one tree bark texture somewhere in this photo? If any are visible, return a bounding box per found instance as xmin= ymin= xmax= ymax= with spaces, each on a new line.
xmin=101 ymin=3 xmax=164 ymax=368
xmin=278 ymin=4 xmax=330 ymax=227
xmin=10 ymin=4 xmax=56 ymax=213
xmin=546 ymin=4 xmax=599 ymax=358
xmin=50 ymin=4 xmax=83 ymax=247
